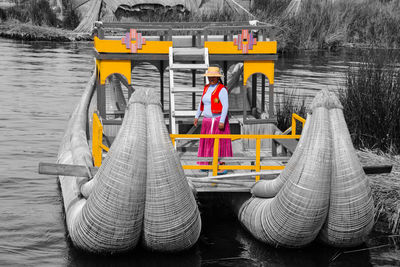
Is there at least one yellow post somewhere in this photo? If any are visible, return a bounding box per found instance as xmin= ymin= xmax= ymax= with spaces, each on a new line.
xmin=292 ymin=115 xmax=296 ymax=136
xmin=92 ymin=113 xmax=103 ymax=167
xmin=255 ymin=138 xmax=261 ymax=181
xmin=171 ymin=137 xmax=175 ymax=147
xmin=212 ymin=138 xmax=220 ymax=176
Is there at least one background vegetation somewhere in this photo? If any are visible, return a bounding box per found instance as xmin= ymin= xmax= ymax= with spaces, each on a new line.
xmin=1 ymin=0 xmax=399 ymax=49
xmin=339 ymin=50 xmax=400 ymax=154
xmin=0 ymin=0 xmax=79 ymax=28
xmin=275 ymin=90 xmax=307 ymax=133
xmin=274 ymin=0 xmax=400 ymax=50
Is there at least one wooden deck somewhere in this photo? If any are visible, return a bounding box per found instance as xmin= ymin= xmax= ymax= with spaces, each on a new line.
xmin=178 ymin=138 xmax=286 ymax=193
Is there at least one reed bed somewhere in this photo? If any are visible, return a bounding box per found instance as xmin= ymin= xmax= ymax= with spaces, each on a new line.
xmin=275 ymin=89 xmax=307 ymax=133
xmin=1 ymin=0 xmax=57 ymax=26
xmin=275 ymin=0 xmax=400 ymax=50
xmin=339 ymin=49 xmax=400 ymax=154
xmin=357 ymin=149 xmax=400 ymax=235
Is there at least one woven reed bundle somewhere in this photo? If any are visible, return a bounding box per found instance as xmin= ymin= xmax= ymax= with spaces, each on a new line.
xmin=58 ymin=70 xmax=95 ymax=224
xmin=239 ymin=90 xmax=333 ymax=247
xmin=318 ymin=92 xmax=374 ymax=247
xmin=143 ymin=89 xmax=201 ymax=252
xmin=239 ymin=196 xmax=273 ymax=242
xmin=251 ymin=113 xmax=312 ymax=198
xmin=105 ymin=74 xmax=127 ymax=113
xmin=70 ymin=89 xmax=148 ymax=253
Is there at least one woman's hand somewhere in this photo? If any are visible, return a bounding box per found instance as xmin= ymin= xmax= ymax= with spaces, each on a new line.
xmin=218 ymin=122 xmax=224 ymax=130
xmin=194 ymin=118 xmax=198 ymax=127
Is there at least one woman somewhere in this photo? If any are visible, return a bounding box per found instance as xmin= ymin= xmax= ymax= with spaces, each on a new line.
xmin=194 ymin=67 xmax=232 ymax=175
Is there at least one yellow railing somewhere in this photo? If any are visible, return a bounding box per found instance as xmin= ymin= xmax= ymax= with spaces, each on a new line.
xmin=92 ymin=113 xmax=305 ymax=179
xmin=291 ymin=113 xmax=306 ymax=136
xmin=92 ymin=113 xmax=109 ymax=167
xmin=170 ymin=134 xmax=301 ymax=180
xmin=171 ymin=113 xmax=305 ymax=180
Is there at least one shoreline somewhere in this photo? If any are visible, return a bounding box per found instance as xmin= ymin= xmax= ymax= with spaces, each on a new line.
xmin=0 ymin=21 xmax=92 ymax=42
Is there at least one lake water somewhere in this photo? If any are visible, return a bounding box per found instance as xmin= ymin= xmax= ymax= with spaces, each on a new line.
xmin=0 ymin=38 xmax=399 ymax=266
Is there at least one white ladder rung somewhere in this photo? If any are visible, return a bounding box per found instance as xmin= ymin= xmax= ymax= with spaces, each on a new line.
xmin=170 ymin=63 xmax=208 ymax=70
xmin=172 ymin=86 xmax=204 ymax=93
xmin=173 ymin=110 xmax=198 ymax=117
xmin=173 ymin=47 xmax=204 ymax=56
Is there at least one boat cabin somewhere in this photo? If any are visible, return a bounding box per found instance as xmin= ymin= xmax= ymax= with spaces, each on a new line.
xmin=91 ymin=21 xmax=304 ymax=191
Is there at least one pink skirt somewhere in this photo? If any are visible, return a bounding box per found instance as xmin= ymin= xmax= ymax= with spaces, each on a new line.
xmin=197 ymin=116 xmax=233 ymax=165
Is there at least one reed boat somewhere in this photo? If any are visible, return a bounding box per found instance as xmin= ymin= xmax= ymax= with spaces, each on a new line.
xmin=39 ymin=22 xmax=391 ymax=253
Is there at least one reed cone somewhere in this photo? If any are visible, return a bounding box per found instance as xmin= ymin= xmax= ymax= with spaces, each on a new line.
xmin=318 ymin=92 xmax=374 ymax=246
xmin=142 ymin=89 xmax=201 ymax=252
xmin=240 ymin=90 xmax=332 ymax=247
xmin=70 ymin=89 xmax=148 ymax=253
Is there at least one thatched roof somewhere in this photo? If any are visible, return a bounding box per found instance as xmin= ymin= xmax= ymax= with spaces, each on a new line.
xmin=72 ymin=0 xmax=252 ymax=33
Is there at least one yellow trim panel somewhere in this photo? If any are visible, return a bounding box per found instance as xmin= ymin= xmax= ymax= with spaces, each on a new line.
xmin=205 ymin=41 xmax=277 ymax=54
xmin=94 ymin=36 xmax=172 ymax=54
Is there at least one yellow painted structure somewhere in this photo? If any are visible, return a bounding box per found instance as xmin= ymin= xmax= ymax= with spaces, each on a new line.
xmin=292 ymin=113 xmax=306 ymax=135
xmin=205 ymin=41 xmax=277 ymax=54
xmin=171 ymin=133 xmax=300 ymax=178
xmin=92 ymin=27 xmax=286 ymax=175
xmin=93 ymin=113 xmax=305 ymax=178
xmin=243 ymin=60 xmax=275 ymax=85
xmin=92 ymin=113 xmax=109 ymax=167
xmin=94 ymin=36 xmax=172 ymax=54
xmin=96 ymin=59 xmax=131 ymax=85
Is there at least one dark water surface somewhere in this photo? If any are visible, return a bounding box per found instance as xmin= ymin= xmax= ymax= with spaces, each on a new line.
xmin=0 ymin=38 xmax=399 ymax=266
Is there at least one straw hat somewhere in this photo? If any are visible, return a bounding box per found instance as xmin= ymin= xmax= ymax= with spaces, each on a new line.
xmin=203 ymin=66 xmax=223 ymax=77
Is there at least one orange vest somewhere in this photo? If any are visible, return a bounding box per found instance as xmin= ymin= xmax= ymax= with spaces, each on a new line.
xmin=200 ymin=83 xmax=225 ymax=114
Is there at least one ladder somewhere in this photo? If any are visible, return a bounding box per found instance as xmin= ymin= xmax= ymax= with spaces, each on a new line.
xmin=168 ymin=47 xmax=210 ymax=134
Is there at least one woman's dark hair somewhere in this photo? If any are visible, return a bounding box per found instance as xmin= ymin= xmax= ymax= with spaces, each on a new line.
xmin=218 ymin=77 xmax=224 ymax=85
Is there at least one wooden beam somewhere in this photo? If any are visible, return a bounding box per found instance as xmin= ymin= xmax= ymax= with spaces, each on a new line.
xmin=72 ymin=0 xmax=91 ymax=10
xmin=39 ymin=161 xmax=393 ymax=178
xmin=39 ymin=162 xmax=97 ymax=178
xmin=101 ymin=21 xmax=272 ymax=29
xmin=189 ymin=170 xmax=282 ymax=180
xmin=96 ymin=76 xmax=106 ymax=118
xmin=243 ymin=118 xmax=277 ymax=124
xmin=181 ymin=156 xmax=290 ymax=162
xmin=363 ymin=165 xmax=393 ymax=174
xmin=268 ymin=83 xmax=274 ymax=119
xmin=252 ymin=74 xmax=257 ymax=112
xmin=261 ymin=75 xmax=266 ymax=112
xmin=160 ymin=61 xmax=164 ymax=110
